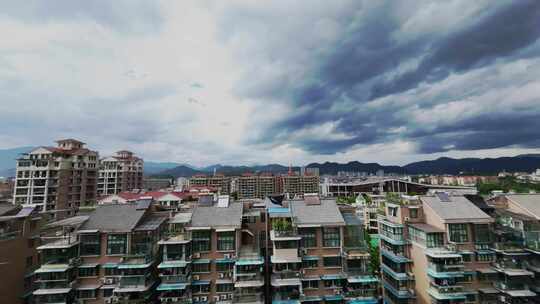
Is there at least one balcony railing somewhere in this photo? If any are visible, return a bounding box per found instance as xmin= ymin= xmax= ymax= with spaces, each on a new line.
xmin=429 ymin=282 xmax=463 ymax=294
xmin=234 ymin=293 xmax=263 ymax=303
xmin=160 ymin=274 xmax=190 ymax=284
xmin=273 ymin=271 xmax=301 ymax=280
xmin=273 ymin=228 xmax=299 ymax=238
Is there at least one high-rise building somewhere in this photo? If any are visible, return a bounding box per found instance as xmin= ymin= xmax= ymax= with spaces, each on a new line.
xmin=189 ymin=174 xmax=231 ymax=194
xmin=279 ymin=173 xmax=320 ymax=199
xmin=12 ymin=139 xmax=98 ymax=218
xmin=237 ymin=173 xmax=279 ymax=199
xmin=378 ymin=193 xmax=540 ymax=304
xmin=0 ymin=203 xmax=45 ymax=304
xmin=97 ymin=150 xmax=143 ymax=196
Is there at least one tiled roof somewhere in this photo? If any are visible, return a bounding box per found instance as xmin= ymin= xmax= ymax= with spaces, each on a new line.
xmin=421 ymin=195 xmax=493 ymax=223
xmin=190 ymin=203 xmax=243 ymax=228
xmin=289 ymin=198 xmax=345 ymax=226
xmin=79 ymin=203 xmax=146 ymax=232
xmin=505 ymin=194 xmax=540 ymax=219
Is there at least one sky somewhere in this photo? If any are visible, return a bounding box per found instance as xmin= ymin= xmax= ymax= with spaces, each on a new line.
xmin=1 ymin=0 xmax=540 ymax=166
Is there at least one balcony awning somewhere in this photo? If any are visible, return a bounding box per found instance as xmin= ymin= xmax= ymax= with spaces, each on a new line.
xmin=504 ymin=290 xmax=537 ymax=297
xmin=192 ymin=280 xmax=211 ymax=286
xmin=302 ymin=256 xmax=319 ymax=261
xmin=216 ymin=258 xmax=236 ymax=264
xmin=321 ymin=274 xmax=346 ymax=280
xmin=271 ymin=256 xmax=301 ymax=264
xmin=234 ymin=280 xmax=264 ymax=288
xmin=301 ymin=276 xmax=320 ymax=281
xmin=477 ymin=268 xmax=497 ymax=274
xmin=272 ymin=301 xmax=300 ymax=304
xmin=157 ymin=282 xmax=189 ymax=291
xmin=271 ymin=278 xmax=301 ymax=287
xmin=236 ymin=258 xmax=264 ymax=265
xmin=158 ymin=261 xmax=190 ymax=268
xmin=192 ymin=259 xmax=211 ymax=264
xmin=347 ymin=275 xmax=378 ymax=283
xmin=102 ymin=263 xmax=118 ymax=268
xmin=117 ymin=262 xmax=153 ymax=269
xmin=348 ymin=299 xmax=377 ymax=304
xmin=35 ymin=265 xmax=71 ymax=273
xmin=478 ymin=288 xmax=499 ymax=294
xmin=300 ymin=296 xmax=322 ymax=302
xmin=75 ymin=284 xmax=101 ymax=290
xmin=216 ymin=279 xmax=233 ymax=285
xmin=33 ymin=288 xmax=71 ymax=295
xmin=324 ymin=295 xmax=344 ymax=301
xmin=78 ymin=263 xmax=99 ymax=268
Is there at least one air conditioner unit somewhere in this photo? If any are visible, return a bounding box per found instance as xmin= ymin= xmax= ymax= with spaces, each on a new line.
xmin=194 ymin=297 xmax=200 ymax=302
xmin=223 ymin=253 xmax=231 ymax=259
xmin=105 ymin=278 xmax=115 ymax=284
xmin=201 ymin=296 xmax=208 ymax=302
xmin=193 ymin=275 xmax=200 ymax=280
xmin=105 ymin=299 xmax=113 ymax=304
xmin=219 ymin=273 xmax=225 ymax=279
xmin=214 ymin=296 xmax=220 ymax=302
xmin=171 ymin=298 xmax=178 ymax=302
xmin=334 ymin=289 xmax=342 ymax=295
xmin=227 ymin=294 xmax=233 ymax=300
xmin=220 ymin=294 xmax=227 ymax=300
xmin=193 ymin=253 xmax=201 ymax=258
xmin=404 ymin=216 xmax=410 ymax=222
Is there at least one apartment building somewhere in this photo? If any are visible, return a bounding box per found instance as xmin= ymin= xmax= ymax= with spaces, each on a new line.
xmin=0 ymin=203 xmax=44 ymax=304
xmin=378 ymin=192 xmax=540 ymax=304
xmin=278 ymin=174 xmax=320 ymax=199
xmin=268 ymin=195 xmax=378 ymax=304
xmin=189 ymin=175 xmax=232 ymax=195
xmin=97 ymin=151 xmax=143 ymax=196
xmin=237 ymin=173 xmax=279 ymax=199
xmin=13 ymin=139 xmax=99 ymax=219
xmin=32 ymin=200 xmax=167 ymax=304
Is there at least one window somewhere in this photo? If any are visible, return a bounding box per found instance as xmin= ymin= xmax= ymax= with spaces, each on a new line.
xmin=389 ymin=207 xmax=398 ymax=217
xmin=79 ymin=266 xmax=98 ymax=277
xmin=323 ymin=256 xmax=341 ymax=267
xmin=462 ymin=253 xmax=473 ymax=263
xmin=217 ymin=231 xmax=235 ymax=251
xmin=323 ymin=227 xmax=340 ymax=247
xmin=216 ymin=262 xmax=234 ymax=272
xmin=409 ymin=208 xmax=418 ymax=218
xmin=323 ymin=279 xmax=342 ymax=288
xmin=302 ymin=280 xmax=318 ymax=289
xmin=107 ymin=234 xmax=127 ymax=255
xmin=80 ymin=234 xmax=101 ymax=256
xmin=449 ymin=224 xmax=469 ymax=243
xmin=78 ymin=290 xmax=96 ymax=299
xmin=103 ymin=288 xmax=114 ymax=298
xmin=302 ymin=258 xmax=318 ymax=268
xmin=216 ymin=283 xmax=234 ymax=292
xmin=474 ymin=224 xmax=491 ymax=243
xmin=476 ymin=253 xmax=494 ymax=262
xmin=193 ymin=230 xmax=211 ymax=252
xmin=275 ymin=240 xmax=297 ymax=249
xmin=426 ymin=233 xmax=444 ymax=248
xmin=192 ymin=283 xmax=210 ymax=293
xmin=300 ymin=228 xmax=317 ymax=248
xmin=193 ymin=262 xmax=211 ymax=273
xmin=105 ymin=267 xmax=120 ymax=276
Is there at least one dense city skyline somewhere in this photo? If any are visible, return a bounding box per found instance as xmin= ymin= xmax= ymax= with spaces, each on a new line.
xmin=1 ymin=1 xmax=540 ymax=167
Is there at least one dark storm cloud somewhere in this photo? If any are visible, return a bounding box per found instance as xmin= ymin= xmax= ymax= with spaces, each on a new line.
xmin=237 ymin=0 xmax=540 ymax=155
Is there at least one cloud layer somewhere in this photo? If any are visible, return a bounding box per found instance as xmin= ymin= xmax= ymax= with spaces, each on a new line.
xmin=0 ymin=1 xmax=540 ymax=165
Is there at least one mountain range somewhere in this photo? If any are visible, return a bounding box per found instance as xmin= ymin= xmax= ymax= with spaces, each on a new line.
xmin=0 ymin=146 xmax=539 ymax=178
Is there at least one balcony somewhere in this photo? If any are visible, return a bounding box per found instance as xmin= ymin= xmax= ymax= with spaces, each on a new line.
xmin=234 ymin=292 xmax=264 ymax=303
xmin=428 ymin=282 xmax=465 ymax=301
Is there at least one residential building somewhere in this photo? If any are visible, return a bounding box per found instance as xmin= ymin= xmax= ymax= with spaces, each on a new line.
xmin=279 ymin=173 xmax=320 ymax=198
xmin=237 ymin=173 xmax=279 ymax=199
xmin=378 ymin=192 xmax=540 ymax=304
xmin=143 ymin=178 xmax=173 ymax=191
xmin=268 ymin=194 xmax=378 ymax=304
xmin=12 ymin=139 xmax=99 ymax=219
xmin=97 ymin=150 xmax=143 ymax=196
xmin=0 ymin=204 xmax=44 ymax=304
xmin=189 ymin=175 xmax=232 ymax=195
xmin=32 ymin=200 xmax=167 ymax=304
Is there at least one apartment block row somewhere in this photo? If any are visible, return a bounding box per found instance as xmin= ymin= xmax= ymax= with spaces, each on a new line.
xmin=190 ymin=173 xmax=320 ymax=199
xmin=12 ymin=139 xmax=143 ymax=219
xmin=377 ymin=192 xmax=540 ymax=304
xmin=23 ymin=194 xmax=379 ymax=304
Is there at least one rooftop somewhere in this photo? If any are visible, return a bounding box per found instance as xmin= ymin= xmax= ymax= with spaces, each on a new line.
xmin=79 ymin=203 xmax=147 ymax=232
xmin=506 ymin=194 xmax=540 ymax=220
xmin=421 ymin=194 xmax=493 ymax=223
xmin=289 ymin=198 xmax=345 ymax=227
xmin=190 ymin=202 xmax=243 ymax=229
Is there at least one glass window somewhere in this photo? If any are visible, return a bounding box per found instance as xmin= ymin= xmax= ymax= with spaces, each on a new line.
xmin=103 ymin=288 xmax=113 ymax=298
xmin=462 ymin=253 xmax=473 ymax=262
xmin=409 ymin=208 xmax=418 ymax=218
xmin=275 ymin=240 xmax=298 ymax=249
xmin=217 ymin=231 xmax=235 ymax=251
xmin=193 ymin=262 xmax=211 ymax=273
xmin=80 ymin=234 xmax=100 ymax=256
xmin=474 ymin=224 xmax=491 ymax=243
xmin=216 ymin=283 xmax=234 ymax=292
xmin=302 ymin=258 xmax=318 ymax=268
xmin=79 ymin=266 xmax=98 ymax=277
xmin=323 ymin=256 xmax=341 ymax=267
xmin=78 ymin=290 xmax=96 ymax=299
xmin=105 ymin=268 xmax=120 ymax=276
xmin=216 ymin=262 xmax=234 ymax=272
xmin=193 ymin=230 xmax=211 ymax=252
xmin=426 ymin=233 xmax=444 ymax=248
xmin=449 ymin=224 xmax=469 ymax=243
xmin=192 ymin=283 xmax=210 ymax=293
xmin=107 ymin=234 xmax=127 ymax=255
xmin=323 ymin=227 xmax=340 ymax=247
xmin=300 ymin=228 xmax=317 ymax=248
xmin=302 ymin=280 xmax=318 ymax=289
xmin=323 ymin=279 xmax=342 ymax=288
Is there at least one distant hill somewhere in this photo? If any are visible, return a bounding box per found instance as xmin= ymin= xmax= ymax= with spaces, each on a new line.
xmin=154 ymin=155 xmax=540 ymax=177
xmin=144 ymin=161 xmax=190 ymax=175
xmin=404 ymin=156 xmax=540 ymax=175
xmin=0 ymin=146 xmax=34 ymax=177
